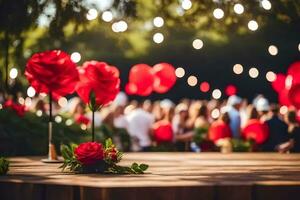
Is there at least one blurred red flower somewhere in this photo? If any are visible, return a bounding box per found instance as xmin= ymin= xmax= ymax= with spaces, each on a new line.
xmin=4 ymin=100 xmax=26 ymax=117
xmin=153 ymin=63 xmax=177 ymax=94
xmin=25 ymin=50 xmax=79 ymax=98
xmin=242 ymin=119 xmax=269 ymax=145
xmin=76 ymin=61 xmax=120 ymax=107
xmin=75 ymin=114 xmax=90 ymax=125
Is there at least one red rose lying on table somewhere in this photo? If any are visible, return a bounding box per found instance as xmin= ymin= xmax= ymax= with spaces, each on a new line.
xmin=60 ymin=139 xmax=149 ymax=174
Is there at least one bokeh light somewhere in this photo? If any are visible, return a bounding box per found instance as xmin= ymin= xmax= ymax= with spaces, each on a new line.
xmin=181 ymin=0 xmax=192 ymax=10
xmin=261 ymin=0 xmax=272 ymax=10
xmin=200 ymin=81 xmax=210 ymax=92
xmin=71 ymin=52 xmax=81 ymax=63
xmin=192 ymin=39 xmax=204 ymax=49
xmin=9 ymin=68 xmax=18 ymax=79
xmin=27 ymin=86 xmax=36 ymax=97
xmin=211 ymin=108 xmax=220 ymax=119
xmin=175 ymin=67 xmax=185 ymax=78
xmin=279 ymin=106 xmax=288 ymax=115
xmin=112 ymin=21 xmax=128 ymax=32
xmin=233 ymin=4 xmax=244 ymax=14
xmin=102 ymin=11 xmax=113 ymax=22
xmin=86 ymin=8 xmax=98 ymax=20
xmin=225 ymin=85 xmax=237 ymax=96
xmin=153 ymin=17 xmax=164 ymax=27
xmin=268 ymin=45 xmax=278 ymax=56
xmin=65 ymin=119 xmax=73 ymax=126
xmin=187 ymin=75 xmax=198 ymax=86
xmin=249 ymin=67 xmax=259 ymax=78
xmin=58 ymin=97 xmax=68 ymax=108
xmin=55 ymin=116 xmax=62 ymax=123
xmin=212 ymin=89 xmax=222 ymax=99
xmin=248 ymin=20 xmax=258 ymax=31
xmin=153 ymin=33 xmax=164 ymax=43
xmin=266 ymin=71 xmax=276 ymax=82
xmin=213 ymin=8 xmax=224 ymax=19
xmin=36 ymin=110 xmax=43 ymax=117
xmin=233 ymin=64 xmax=243 ymax=74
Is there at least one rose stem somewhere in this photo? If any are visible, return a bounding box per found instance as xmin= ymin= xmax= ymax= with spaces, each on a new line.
xmin=48 ymin=91 xmax=53 ymax=159
xmin=92 ymin=110 xmax=95 ymax=142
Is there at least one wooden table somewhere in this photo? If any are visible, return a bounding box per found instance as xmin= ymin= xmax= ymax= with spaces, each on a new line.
xmin=1 ymin=153 xmax=300 ymax=200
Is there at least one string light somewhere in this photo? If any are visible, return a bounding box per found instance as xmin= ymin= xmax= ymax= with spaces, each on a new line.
xmin=279 ymin=106 xmax=288 ymax=115
xmin=187 ymin=75 xmax=198 ymax=86
xmin=86 ymin=8 xmax=98 ymax=20
xmin=65 ymin=119 xmax=73 ymax=126
xmin=261 ymin=0 xmax=272 ymax=10
xmin=36 ymin=110 xmax=43 ymax=117
xmin=266 ymin=71 xmax=276 ymax=82
xmin=249 ymin=67 xmax=259 ymax=78
xmin=71 ymin=52 xmax=81 ymax=63
xmin=192 ymin=39 xmax=204 ymax=49
xmin=18 ymin=97 xmax=25 ymax=105
xmin=175 ymin=67 xmax=185 ymax=78
xmin=112 ymin=20 xmax=128 ymax=32
xmin=153 ymin=17 xmax=164 ymax=27
xmin=233 ymin=64 xmax=243 ymax=74
xmin=233 ymin=4 xmax=244 ymax=15
xmin=58 ymin=97 xmax=68 ymax=108
xmin=55 ymin=116 xmax=62 ymax=123
xmin=248 ymin=20 xmax=258 ymax=31
xmin=212 ymin=89 xmax=222 ymax=99
xmin=298 ymin=43 xmax=300 ymax=52
xmin=181 ymin=0 xmax=192 ymax=10
xmin=81 ymin=124 xmax=87 ymax=130
xmin=268 ymin=45 xmax=278 ymax=56
xmin=9 ymin=68 xmax=18 ymax=79
xmin=211 ymin=108 xmax=220 ymax=119
xmin=27 ymin=86 xmax=36 ymax=97
xmin=25 ymin=97 xmax=32 ymax=107
xmin=213 ymin=8 xmax=224 ymax=19
xmin=102 ymin=11 xmax=113 ymax=22
xmin=153 ymin=33 xmax=164 ymax=43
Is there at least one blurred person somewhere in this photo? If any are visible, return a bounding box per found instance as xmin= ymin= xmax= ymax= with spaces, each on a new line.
xmin=194 ymin=103 xmax=210 ymax=130
xmin=280 ymin=110 xmax=300 ymax=153
xmin=242 ymin=105 xmax=269 ymax=146
xmin=261 ymin=104 xmax=290 ymax=152
xmin=224 ymin=95 xmax=242 ymax=138
xmin=126 ymin=102 xmax=155 ymax=152
xmin=152 ymin=100 xmax=175 ymax=145
xmin=186 ymin=101 xmax=201 ymax=129
xmin=172 ymin=103 xmax=194 ymax=151
xmin=255 ymin=97 xmax=270 ymax=122
xmin=124 ymin=100 xmax=138 ymax=115
xmin=208 ymin=112 xmax=232 ymax=144
xmin=152 ymin=100 xmax=163 ymax=121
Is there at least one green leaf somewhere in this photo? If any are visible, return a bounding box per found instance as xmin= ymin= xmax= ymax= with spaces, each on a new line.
xmin=105 ymin=138 xmax=113 ymax=148
xmin=139 ymin=164 xmax=149 ymax=171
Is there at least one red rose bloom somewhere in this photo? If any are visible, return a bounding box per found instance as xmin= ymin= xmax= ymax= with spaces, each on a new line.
xmin=105 ymin=147 xmax=118 ymax=162
xmin=76 ymin=61 xmax=120 ymax=107
xmin=74 ymin=142 xmax=104 ymax=165
xmin=25 ymin=50 xmax=79 ymax=98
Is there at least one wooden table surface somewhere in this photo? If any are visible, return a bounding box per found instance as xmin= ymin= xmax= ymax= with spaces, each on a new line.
xmin=1 ymin=153 xmax=300 ymax=200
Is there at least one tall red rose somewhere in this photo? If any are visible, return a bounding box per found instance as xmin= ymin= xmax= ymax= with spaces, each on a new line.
xmin=25 ymin=50 xmax=79 ymax=97
xmin=74 ymin=142 xmax=104 ymax=165
xmin=153 ymin=63 xmax=177 ymax=94
xmin=76 ymin=61 xmax=120 ymax=107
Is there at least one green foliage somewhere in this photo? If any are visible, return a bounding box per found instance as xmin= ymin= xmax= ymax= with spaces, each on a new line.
xmin=193 ymin=127 xmax=208 ymax=144
xmin=231 ymin=139 xmax=253 ymax=152
xmin=59 ymin=144 xmax=82 ymax=172
xmin=0 ymin=157 xmax=9 ymax=175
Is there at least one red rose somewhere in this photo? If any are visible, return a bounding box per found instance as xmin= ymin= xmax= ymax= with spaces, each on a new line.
xmin=25 ymin=50 xmax=79 ymax=98
xmin=76 ymin=61 xmax=120 ymax=107
xmin=74 ymin=142 xmax=104 ymax=165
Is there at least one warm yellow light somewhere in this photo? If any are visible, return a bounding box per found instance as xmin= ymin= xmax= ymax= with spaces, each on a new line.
xmin=102 ymin=11 xmax=113 ymax=22
xmin=249 ymin=67 xmax=259 ymax=78
xmin=233 ymin=64 xmax=243 ymax=74
xmin=261 ymin=0 xmax=272 ymax=10
xmin=192 ymin=39 xmax=204 ymax=49
xmin=233 ymin=4 xmax=244 ymax=14
xmin=153 ymin=17 xmax=164 ymax=27
xmin=55 ymin=116 xmax=62 ymax=123
xmin=86 ymin=8 xmax=98 ymax=20
xmin=266 ymin=71 xmax=276 ymax=82
xmin=212 ymin=89 xmax=222 ymax=99
xmin=27 ymin=86 xmax=36 ymax=97
xmin=9 ymin=68 xmax=18 ymax=79
xmin=58 ymin=97 xmax=68 ymax=108
xmin=71 ymin=52 xmax=81 ymax=63
xmin=211 ymin=108 xmax=220 ymax=119
xmin=268 ymin=45 xmax=278 ymax=56
xmin=153 ymin=33 xmax=164 ymax=44
xmin=248 ymin=20 xmax=258 ymax=31
xmin=175 ymin=67 xmax=185 ymax=78
xmin=187 ymin=75 xmax=198 ymax=86
xmin=279 ymin=106 xmax=288 ymax=115
xmin=181 ymin=0 xmax=192 ymax=10
xmin=213 ymin=8 xmax=224 ymax=19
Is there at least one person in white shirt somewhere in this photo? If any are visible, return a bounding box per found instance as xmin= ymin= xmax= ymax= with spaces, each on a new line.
xmin=126 ymin=103 xmax=155 ymax=151
xmin=224 ymin=95 xmax=242 ymax=138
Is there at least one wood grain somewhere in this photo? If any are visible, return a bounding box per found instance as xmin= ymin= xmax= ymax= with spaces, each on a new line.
xmin=1 ymin=153 xmax=300 ymax=200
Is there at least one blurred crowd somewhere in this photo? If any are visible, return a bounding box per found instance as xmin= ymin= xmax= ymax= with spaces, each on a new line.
xmin=2 ymin=92 xmax=300 ymax=153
